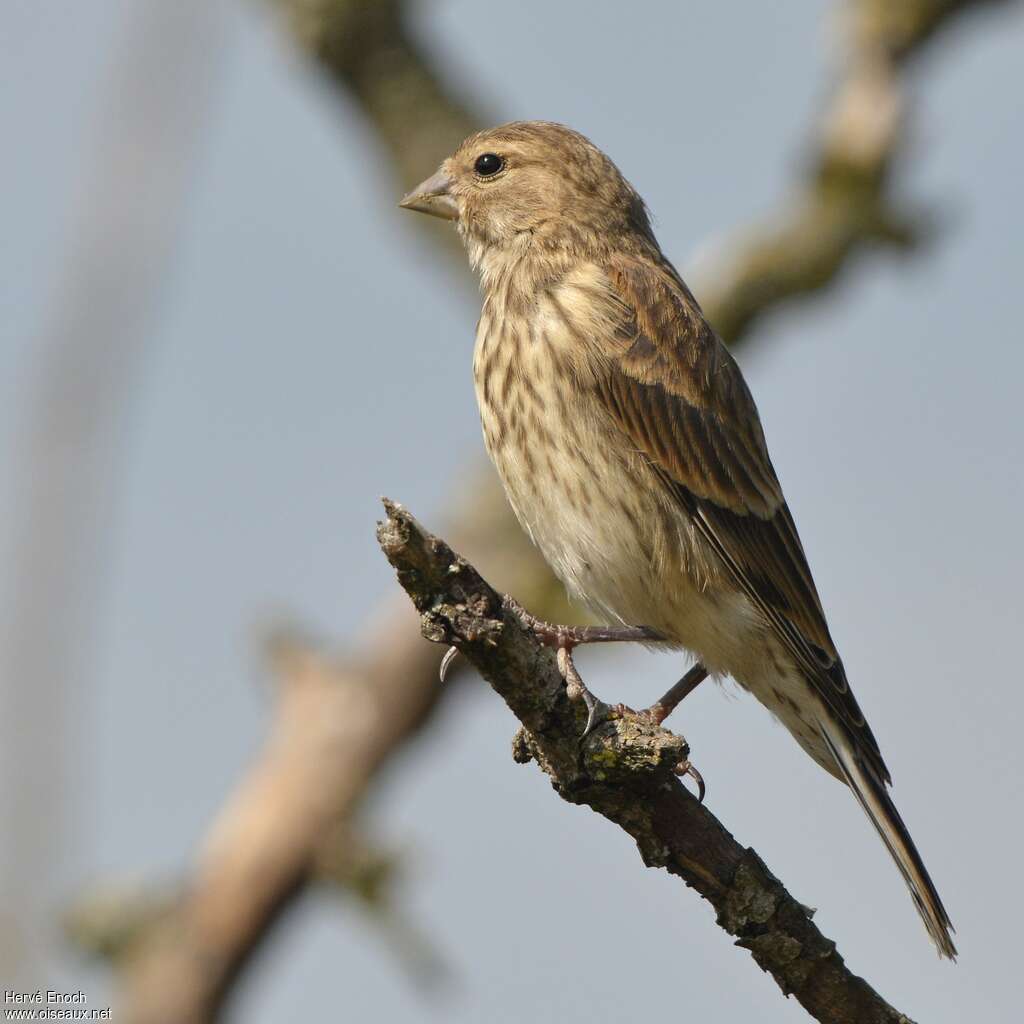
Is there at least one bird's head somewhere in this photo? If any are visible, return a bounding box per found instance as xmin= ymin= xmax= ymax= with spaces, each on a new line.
xmin=399 ymin=121 xmax=654 ymax=266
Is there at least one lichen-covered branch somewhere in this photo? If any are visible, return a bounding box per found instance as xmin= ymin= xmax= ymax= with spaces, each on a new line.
xmin=378 ymin=500 xmax=915 ymax=1024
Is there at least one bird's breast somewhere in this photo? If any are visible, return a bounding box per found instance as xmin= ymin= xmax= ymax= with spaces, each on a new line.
xmin=471 ymin=295 xmax=758 ymax=673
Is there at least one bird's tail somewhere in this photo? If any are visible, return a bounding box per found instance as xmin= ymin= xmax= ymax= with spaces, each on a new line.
xmin=818 ymin=719 xmax=957 ymax=959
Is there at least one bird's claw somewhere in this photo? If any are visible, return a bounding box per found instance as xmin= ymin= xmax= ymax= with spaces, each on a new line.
xmin=578 ymin=689 xmax=606 ymax=741
xmin=675 ymin=760 xmax=706 ymax=803
xmin=556 ymin=645 xmax=606 ymax=741
xmin=439 ymin=645 xmax=460 ymax=682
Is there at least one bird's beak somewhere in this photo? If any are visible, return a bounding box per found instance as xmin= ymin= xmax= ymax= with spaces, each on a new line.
xmin=399 ymin=169 xmax=458 ymax=221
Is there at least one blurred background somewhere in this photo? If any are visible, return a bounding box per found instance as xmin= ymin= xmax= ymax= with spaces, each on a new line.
xmin=2 ymin=1 xmax=1021 ymax=1021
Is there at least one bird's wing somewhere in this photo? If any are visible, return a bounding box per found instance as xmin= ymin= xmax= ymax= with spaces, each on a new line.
xmin=582 ymin=253 xmax=888 ymax=782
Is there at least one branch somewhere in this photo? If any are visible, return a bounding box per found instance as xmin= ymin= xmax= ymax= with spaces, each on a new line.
xmin=274 ymin=0 xmax=486 ymax=262
xmin=279 ymin=0 xmax=477 ymax=174
xmin=1 ymin=0 xmax=228 ymax=984
xmin=378 ymin=500 xmax=916 ymax=1024
xmin=698 ymin=0 xmax=1015 ymax=344
xmin=77 ymin=628 xmax=450 ymax=1024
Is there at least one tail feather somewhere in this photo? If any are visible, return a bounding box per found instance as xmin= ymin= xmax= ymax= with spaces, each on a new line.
xmin=818 ymin=719 xmax=957 ymax=959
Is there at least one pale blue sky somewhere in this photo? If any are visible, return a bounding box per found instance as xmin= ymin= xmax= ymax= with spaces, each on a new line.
xmin=2 ymin=1 xmax=1022 ymax=1021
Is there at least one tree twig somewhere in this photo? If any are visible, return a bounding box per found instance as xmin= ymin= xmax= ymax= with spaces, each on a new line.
xmin=378 ymin=500 xmax=916 ymax=1024
xmin=696 ymin=0 xmax=1015 ymax=344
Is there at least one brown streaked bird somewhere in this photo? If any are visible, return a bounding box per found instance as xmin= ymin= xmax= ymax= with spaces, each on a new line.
xmin=400 ymin=120 xmax=955 ymax=958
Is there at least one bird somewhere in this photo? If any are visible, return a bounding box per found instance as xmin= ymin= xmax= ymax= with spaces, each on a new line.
xmin=399 ymin=120 xmax=955 ymax=958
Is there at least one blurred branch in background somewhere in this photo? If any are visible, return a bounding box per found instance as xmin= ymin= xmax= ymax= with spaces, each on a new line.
xmin=53 ymin=0 xmax=1014 ymax=1021
xmin=695 ymin=0 xmax=1016 ymax=341
xmin=0 ymin=0 xmax=230 ymax=984
xmin=70 ymin=627 xmax=448 ymax=1023
xmin=281 ymin=0 xmax=480 ymax=182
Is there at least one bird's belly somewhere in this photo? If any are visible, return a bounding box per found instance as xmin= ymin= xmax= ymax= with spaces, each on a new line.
xmin=492 ymin=424 xmax=835 ymax=767
xmin=477 ymin=371 xmax=763 ymax=677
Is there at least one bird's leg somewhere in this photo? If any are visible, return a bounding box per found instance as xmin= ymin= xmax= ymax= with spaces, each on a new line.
xmin=436 ymin=602 xmax=660 ymax=683
xmin=501 ymin=596 xmax=664 ymax=646
xmin=644 ymin=663 xmax=709 ymax=725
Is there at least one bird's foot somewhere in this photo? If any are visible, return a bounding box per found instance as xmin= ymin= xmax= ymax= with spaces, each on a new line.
xmin=502 ymin=596 xmax=658 ymax=738
xmin=605 ymin=663 xmax=708 ymax=727
xmin=602 ymin=700 xmax=705 ymax=801
xmin=640 ymin=664 xmax=708 ymax=800
xmin=497 ymin=598 xmax=708 ymax=795
xmin=555 ymin=646 xmax=608 ymax=739
xmin=606 ymin=666 xmax=708 ymax=801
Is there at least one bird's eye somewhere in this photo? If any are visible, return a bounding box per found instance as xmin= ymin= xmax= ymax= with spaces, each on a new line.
xmin=474 ymin=153 xmax=504 ymax=177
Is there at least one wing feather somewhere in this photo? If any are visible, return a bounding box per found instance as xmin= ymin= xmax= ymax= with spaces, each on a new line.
xmin=586 ymin=254 xmax=888 ymax=781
